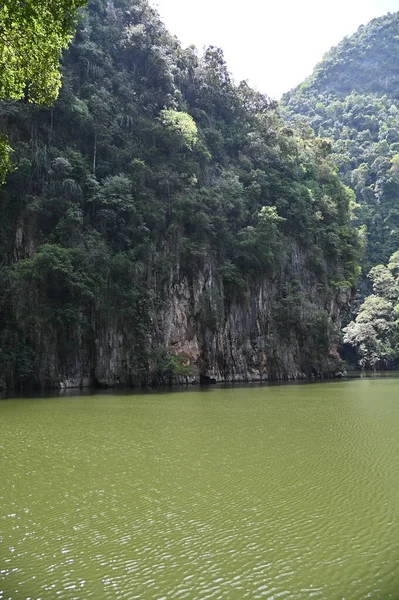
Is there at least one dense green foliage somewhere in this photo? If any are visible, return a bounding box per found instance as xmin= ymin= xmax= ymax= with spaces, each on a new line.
xmin=282 ymin=12 xmax=399 ymax=270
xmin=0 ymin=0 xmax=359 ymax=388
xmin=0 ymin=0 xmax=86 ymax=182
xmin=343 ymin=250 xmax=399 ymax=368
xmin=0 ymin=0 xmax=86 ymax=103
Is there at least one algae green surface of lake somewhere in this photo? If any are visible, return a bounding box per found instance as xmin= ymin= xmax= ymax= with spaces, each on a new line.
xmin=1 ymin=378 xmax=399 ymax=599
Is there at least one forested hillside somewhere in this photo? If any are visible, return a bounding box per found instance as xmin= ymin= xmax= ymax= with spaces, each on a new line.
xmin=282 ymin=11 xmax=399 ymax=270
xmin=0 ymin=0 xmax=359 ymax=389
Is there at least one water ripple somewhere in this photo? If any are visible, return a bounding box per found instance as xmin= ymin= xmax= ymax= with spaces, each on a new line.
xmin=1 ymin=380 xmax=399 ymax=598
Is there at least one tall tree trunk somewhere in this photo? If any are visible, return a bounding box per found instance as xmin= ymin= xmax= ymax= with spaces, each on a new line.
xmin=93 ymin=129 xmax=97 ymax=175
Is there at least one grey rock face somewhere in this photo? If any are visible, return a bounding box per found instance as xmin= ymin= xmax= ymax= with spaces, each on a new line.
xmin=1 ymin=225 xmax=348 ymax=390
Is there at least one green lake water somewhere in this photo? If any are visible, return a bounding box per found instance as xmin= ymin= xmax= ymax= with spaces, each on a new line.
xmin=1 ymin=378 xmax=399 ymax=599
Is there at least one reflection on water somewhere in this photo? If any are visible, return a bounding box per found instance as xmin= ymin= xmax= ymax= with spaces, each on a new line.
xmin=1 ymin=379 xmax=399 ymax=599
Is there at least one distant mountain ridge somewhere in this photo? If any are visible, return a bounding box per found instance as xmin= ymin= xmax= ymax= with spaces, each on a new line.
xmin=292 ymin=12 xmax=399 ymax=99
xmin=282 ymin=11 xmax=399 ymax=269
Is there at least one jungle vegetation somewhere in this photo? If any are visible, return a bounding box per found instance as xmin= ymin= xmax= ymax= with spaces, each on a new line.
xmin=0 ymin=0 xmax=360 ymax=387
xmin=283 ymin=11 xmax=399 ymax=368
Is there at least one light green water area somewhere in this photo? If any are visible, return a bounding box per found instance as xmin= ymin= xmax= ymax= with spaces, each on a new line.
xmin=1 ymin=378 xmax=399 ymax=599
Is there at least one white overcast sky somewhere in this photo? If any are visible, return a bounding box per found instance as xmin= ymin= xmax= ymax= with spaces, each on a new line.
xmin=153 ymin=0 xmax=399 ymax=99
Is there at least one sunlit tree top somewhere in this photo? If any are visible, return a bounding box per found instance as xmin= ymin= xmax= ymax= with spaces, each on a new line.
xmin=0 ymin=0 xmax=86 ymax=104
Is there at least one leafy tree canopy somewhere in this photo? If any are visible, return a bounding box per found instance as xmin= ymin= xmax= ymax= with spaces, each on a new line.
xmin=159 ymin=110 xmax=198 ymax=149
xmin=0 ymin=0 xmax=86 ymax=103
xmin=0 ymin=0 xmax=86 ymax=181
xmin=343 ymin=250 xmax=399 ymax=369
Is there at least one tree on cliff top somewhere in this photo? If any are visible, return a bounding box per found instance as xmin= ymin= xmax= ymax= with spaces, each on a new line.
xmin=0 ymin=0 xmax=86 ymax=181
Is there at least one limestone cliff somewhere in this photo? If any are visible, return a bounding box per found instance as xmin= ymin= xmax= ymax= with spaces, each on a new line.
xmin=0 ymin=215 xmax=348 ymax=390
